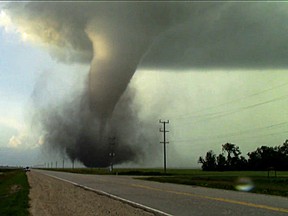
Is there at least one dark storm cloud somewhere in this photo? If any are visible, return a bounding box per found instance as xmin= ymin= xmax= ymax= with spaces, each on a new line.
xmin=141 ymin=3 xmax=288 ymax=70
xmin=3 ymin=1 xmax=192 ymax=63
xmin=5 ymin=2 xmax=288 ymax=69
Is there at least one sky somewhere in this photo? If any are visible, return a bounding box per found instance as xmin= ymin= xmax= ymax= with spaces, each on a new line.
xmin=1 ymin=2 xmax=288 ymax=168
xmin=0 ymin=3 xmax=88 ymax=166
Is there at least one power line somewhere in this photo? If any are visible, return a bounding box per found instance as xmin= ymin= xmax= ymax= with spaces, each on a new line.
xmin=151 ymin=81 xmax=288 ymax=154
xmin=172 ymin=93 xmax=288 ymax=128
xmin=171 ymin=125 xmax=288 ymax=144
xmin=172 ymin=81 xmax=288 ymax=120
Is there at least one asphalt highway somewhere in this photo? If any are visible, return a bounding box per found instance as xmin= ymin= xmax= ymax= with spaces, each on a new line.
xmin=34 ymin=169 xmax=288 ymax=216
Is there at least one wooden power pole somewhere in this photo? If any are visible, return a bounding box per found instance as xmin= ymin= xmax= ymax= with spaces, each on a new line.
xmin=159 ymin=120 xmax=169 ymax=173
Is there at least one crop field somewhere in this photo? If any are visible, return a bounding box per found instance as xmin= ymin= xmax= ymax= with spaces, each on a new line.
xmin=44 ymin=168 xmax=288 ymax=197
xmin=0 ymin=168 xmax=30 ymax=216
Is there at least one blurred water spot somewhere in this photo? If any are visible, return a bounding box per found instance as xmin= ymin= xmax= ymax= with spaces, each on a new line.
xmin=234 ymin=177 xmax=254 ymax=192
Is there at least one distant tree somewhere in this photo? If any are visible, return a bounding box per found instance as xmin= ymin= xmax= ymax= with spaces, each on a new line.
xmin=246 ymin=149 xmax=261 ymax=170
xmin=222 ymin=143 xmax=240 ymax=159
xmin=222 ymin=143 xmax=234 ymax=161
xmin=198 ymin=150 xmax=217 ymax=171
xmin=235 ymin=156 xmax=248 ymax=170
xmin=247 ymin=146 xmax=279 ymax=170
xmin=280 ymin=140 xmax=288 ymax=155
xmin=216 ymin=153 xmax=226 ymax=171
xmin=222 ymin=143 xmax=244 ymax=170
xmin=279 ymin=140 xmax=288 ymax=170
xmin=199 ymin=140 xmax=288 ymax=171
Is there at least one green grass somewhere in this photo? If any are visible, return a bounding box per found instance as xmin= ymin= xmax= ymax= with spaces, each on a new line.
xmin=41 ymin=168 xmax=288 ymax=197
xmin=0 ymin=169 xmax=30 ymax=216
xmin=141 ymin=170 xmax=288 ymax=197
xmin=44 ymin=167 xmax=113 ymax=175
xmin=43 ymin=167 xmax=168 ymax=175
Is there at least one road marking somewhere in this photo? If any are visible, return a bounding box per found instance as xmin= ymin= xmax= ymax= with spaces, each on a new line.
xmin=40 ymin=171 xmax=172 ymax=216
xmin=131 ymin=184 xmax=288 ymax=214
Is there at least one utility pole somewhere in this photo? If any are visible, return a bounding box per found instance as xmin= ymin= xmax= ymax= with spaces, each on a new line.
xmin=72 ymin=159 xmax=75 ymax=169
xmin=109 ymin=137 xmax=116 ymax=172
xmin=159 ymin=120 xmax=169 ymax=174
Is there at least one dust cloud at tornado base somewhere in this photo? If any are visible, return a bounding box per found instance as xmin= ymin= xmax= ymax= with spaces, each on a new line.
xmin=3 ymin=2 xmax=288 ymax=167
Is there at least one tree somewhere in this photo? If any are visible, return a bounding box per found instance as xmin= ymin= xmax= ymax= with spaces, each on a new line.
xmin=234 ymin=156 xmax=248 ymax=170
xmin=222 ymin=143 xmax=240 ymax=159
xmin=222 ymin=143 xmax=243 ymax=170
xmin=279 ymin=140 xmax=288 ymax=170
xmin=198 ymin=150 xmax=217 ymax=171
xmin=199 ymin=140 xmax=288 ymax=171
xmin=247 ymin=146 xmax=279 ymax=170
xmin=216 ymin=153 xmax=226 ymax=171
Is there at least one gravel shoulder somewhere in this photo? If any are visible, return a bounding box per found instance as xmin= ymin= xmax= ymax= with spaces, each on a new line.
xmin=27 ymin=170 xmax=155 ymax=216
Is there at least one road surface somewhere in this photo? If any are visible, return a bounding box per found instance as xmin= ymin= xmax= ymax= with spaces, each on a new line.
xmin=34 ymin=169 xmax=288 ymax=216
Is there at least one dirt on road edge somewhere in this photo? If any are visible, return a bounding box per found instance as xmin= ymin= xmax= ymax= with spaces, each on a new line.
xmin=27 ymin=171 xmax=156 ymax=216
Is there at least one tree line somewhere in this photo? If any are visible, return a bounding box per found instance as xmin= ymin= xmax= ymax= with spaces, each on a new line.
xmin=198 ymin=140 xmax=288 ymax=171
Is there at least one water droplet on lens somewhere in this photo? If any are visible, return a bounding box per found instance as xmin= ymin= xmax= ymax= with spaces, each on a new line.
xmin=234 ymin=177 xmax=254 ymax=192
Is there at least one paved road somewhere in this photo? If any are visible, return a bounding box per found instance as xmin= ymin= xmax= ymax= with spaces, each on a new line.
xmin=34 ymin=169 xmax=288 ymax=216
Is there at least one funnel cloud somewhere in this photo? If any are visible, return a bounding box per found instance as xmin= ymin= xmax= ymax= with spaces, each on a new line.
xmin=3 ymin=2 xmax=288 ymax=167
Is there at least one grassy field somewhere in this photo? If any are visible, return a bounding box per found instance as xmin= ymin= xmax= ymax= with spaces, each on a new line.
xmin=141 ymin=170 xmax=288 ymax=197
xmin=0 ymin=168 xmax=30 ymax=216
xmin=43 ymin=168 xmax=288 ymax=197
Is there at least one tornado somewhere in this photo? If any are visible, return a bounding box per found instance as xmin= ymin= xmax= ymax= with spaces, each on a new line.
xmin=3 ymin=2 xmax=288 ymax=167
xmin=1 ymin=2 xmax=191 ymax=167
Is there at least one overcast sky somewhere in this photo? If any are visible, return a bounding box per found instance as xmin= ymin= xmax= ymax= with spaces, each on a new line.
xmin=1 ymin=2 xmax=288 ymax=168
